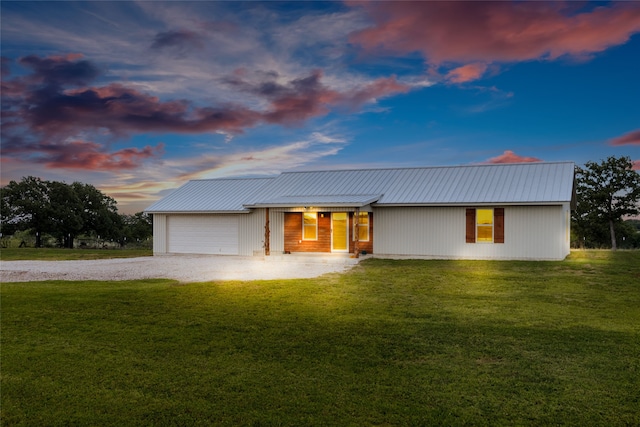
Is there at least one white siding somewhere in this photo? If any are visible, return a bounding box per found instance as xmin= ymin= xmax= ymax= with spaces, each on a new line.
xmin=270 ymin=211 xmax=285 ymax=253
xmin=167 ymin=215 xmax=239 ymax=255
xmin=374 ymin=206 xmax=569 ymax=260
xmin=152 ymin=214 xmax=167 ymax=254
xmin=239 ymin=209 xmax=267 ymax=256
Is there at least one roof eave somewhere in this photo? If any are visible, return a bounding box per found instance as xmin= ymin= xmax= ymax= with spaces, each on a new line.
xmin=244 ymin=202 xmax=373 ymax=208
xmin=373 ymin=201 xmax=571 ymax=207
xmin=144 ymin=209 xmax=252 ymax=214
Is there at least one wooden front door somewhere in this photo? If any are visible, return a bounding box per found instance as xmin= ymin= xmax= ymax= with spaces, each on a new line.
xmin=331 ymin=212 xmax=348 ymax=252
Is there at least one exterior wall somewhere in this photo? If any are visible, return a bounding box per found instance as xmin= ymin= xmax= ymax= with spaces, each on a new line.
xmin=238 ymin=209 xmax=268 ymax=256
xmin=374 ymin=205 xmax=569 ymax=260
xmin=270 ymin=211 xmax=285 ymax=253
xmin=152 ymin=214 xmax=167 ymax=254
xmin=282 ymin=212 xmax=374 ymax=254
xmin=284 ymin=212 xmax=332 ymax=252
xmin=349 ymin=213 xmax=374 ymax=254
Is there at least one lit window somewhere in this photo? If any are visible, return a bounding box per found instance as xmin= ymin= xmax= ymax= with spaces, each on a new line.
xmin=302 ymin=212 xmax=317 ymax=240
xmin=466 ymin=208 xmax=504 ymax=244
xmin=354 ymin=212 xmax=369 ymax=241
xmin=476 ymin=209 xmax=493 ymax=242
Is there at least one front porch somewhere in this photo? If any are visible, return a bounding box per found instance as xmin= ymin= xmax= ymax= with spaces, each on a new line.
xmin=282 ymin=210 xmax=373 ymax=256
xmin=245 ymin=194 xmax=380 ymax=258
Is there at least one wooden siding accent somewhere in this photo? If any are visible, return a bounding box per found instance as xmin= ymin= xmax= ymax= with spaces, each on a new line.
xmin=466 ymin=209 xmax=476 ymax=243
xmin=349 ymin=212 xmax=373 ymax=254
xmin=284 ymin=212 xmax=374 ymax=253
xmin=284 ymin=212 xmax=331 ymax=252
xmin=494 ymin=208 xmax=505 ymax=243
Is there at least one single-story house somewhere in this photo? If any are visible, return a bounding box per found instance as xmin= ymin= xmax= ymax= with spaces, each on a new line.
xmin=145 ymin=162 xmax=576 ymax=260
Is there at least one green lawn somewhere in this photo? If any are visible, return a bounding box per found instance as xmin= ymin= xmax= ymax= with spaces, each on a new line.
xmin=0 ymin=247 xmax=152 ymax=261
xmin=2 ymin=251 xmax=639 ymax=426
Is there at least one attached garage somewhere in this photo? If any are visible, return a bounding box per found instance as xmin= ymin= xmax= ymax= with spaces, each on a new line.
xmin=167 ymin=215 xmax=238 ymax=255
xmin=145 ymin=178 xmax=275 ymax=256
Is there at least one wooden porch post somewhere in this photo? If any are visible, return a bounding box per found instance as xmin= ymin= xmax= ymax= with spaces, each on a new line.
xmin=264 ymin=208 xmax=270 ymax=256
xmin=354 ymin=207 xmax=360 ymax=258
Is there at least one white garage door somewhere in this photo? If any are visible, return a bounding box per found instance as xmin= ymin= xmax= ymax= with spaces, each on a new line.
xmin=168 ymin=215 xmax=239 ymax=255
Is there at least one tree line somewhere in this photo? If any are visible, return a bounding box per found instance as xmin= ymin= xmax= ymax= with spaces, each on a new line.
xmin=1 ymin=156 xmax=638 ymax=250
xmin=1 ymin=176 xmax=152 ymax=248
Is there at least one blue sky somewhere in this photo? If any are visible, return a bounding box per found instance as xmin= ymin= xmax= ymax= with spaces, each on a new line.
xmin=1 ymin=1 xmax=639 ymax=213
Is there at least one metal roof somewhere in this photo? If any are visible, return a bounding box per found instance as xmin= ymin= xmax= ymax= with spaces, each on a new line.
xmin=245 ymin=194 xmax=382 ymax=208
xmin=251 ymin=162 xmax=575 ymax=206
xmin=145 ymin=178 xmax=274 ymax=213
xmin=145 ymin=162 xmax=575 ymax=213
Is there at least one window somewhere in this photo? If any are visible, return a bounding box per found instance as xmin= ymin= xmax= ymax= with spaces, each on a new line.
xmin=476 ymin=209 xmax=494 ymax=242
xmin=466 ymin=208 xmax=504 ymax=244
xmin=353 ymin=212 xmax=369 ymax=241
xmin=302 ymin=212 xmax=317 ymax=240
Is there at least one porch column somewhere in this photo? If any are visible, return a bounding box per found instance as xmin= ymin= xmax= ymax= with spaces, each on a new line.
xmin=354 ymin=207 xmax=360 ymax=258
xmin=264 ymin=208 xmax=270 ymax=256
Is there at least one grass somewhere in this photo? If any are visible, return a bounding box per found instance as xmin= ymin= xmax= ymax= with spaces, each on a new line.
xmin=0 ymin=247 xmax=152 ymax=261
xmin=2 ymin=250 xmax=639 ymax=426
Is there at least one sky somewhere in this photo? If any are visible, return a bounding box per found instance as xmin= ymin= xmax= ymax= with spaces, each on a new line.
xmin=1 ymin=1 xmax=639 ymax=214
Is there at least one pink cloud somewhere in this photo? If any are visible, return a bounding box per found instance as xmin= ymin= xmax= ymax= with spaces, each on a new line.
xmin=5 ymin=139 xmax=165 ymax=171
xmin=445 ymin=63 xmax=488 ymax=84
xmin=609 ymin=129 xmax=640 ymax=146
xmin=226 ymin=69 xmax=409 ymax=124
xmin=2 ymin=54 xmax=411 ymax=172
xmin=633 ymin=160 xmax=640 ymax=171
xmin=350 ymin=2 xmax=640 ymax=81
xmin=485 ymin=150 xmax=542 ymax=164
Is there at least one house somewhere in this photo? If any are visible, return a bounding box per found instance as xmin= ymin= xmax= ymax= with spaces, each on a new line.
xmin=145 ymin=162 xmax=576 ymax=260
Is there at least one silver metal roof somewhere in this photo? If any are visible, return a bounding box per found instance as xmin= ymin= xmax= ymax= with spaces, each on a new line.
xmin=145 ymin=178 xmax=274 ymax=213
xmin=145 ymin=162 xmax=575 ymax=213
xmin=245 ymin=194 xmax=382 ymax=208
xmin=251 ymin=162 xmax=575 ymax=206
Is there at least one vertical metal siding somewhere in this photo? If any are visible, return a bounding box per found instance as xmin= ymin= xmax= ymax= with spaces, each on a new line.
xmin=238 ymin=209 xmax=267 ymax=256
xmin=270 ymin=211 xmax=285 ymax=253
xmin=374 ymin=206 xmax=568 ymax=260
xmin=153 ymin=214 xmax=167 ymax=254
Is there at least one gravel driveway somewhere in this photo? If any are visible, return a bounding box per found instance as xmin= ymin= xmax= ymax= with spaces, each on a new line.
xmin=0 ymin=255 xmax=359 ymax=283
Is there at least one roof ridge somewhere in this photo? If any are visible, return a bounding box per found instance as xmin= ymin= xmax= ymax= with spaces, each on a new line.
xmin=280 ymin=161 xmax=574 ymax=175
xmin=190 ymin=177 xmax=275 ymax=182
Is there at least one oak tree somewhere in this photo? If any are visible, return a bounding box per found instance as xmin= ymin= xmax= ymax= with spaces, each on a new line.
xmin=574 ymin=156 xmax=640 ymax=250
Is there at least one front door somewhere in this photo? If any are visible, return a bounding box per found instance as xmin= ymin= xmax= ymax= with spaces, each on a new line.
xmin=331 ymin=212 xmax=348 ymax=252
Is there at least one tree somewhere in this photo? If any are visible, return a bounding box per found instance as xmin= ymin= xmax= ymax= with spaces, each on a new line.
xmin=49 ymin=181 xmax=83 ymax=248
xmin=121 ymin=212 xmax=153 ymax=246
xmin=0 ymin=176 xmax=53 ymax=247
xmin=574 ymin=156 xmax=640 ymax=250
xmin=1 ymin=177 xmax=124 ymax=248
xmin=71 ymin=182 xmax=122 ymax=241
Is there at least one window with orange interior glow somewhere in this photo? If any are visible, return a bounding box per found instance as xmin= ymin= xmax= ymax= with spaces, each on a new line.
xmin=302 ymin=212 xmax=317 ymax=240
xmin=476 ymin=209 xmax=494 ymax=242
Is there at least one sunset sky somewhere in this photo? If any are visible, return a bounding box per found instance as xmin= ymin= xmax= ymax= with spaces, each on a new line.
xmin=2 ymin=1 xmax=639 ymax=213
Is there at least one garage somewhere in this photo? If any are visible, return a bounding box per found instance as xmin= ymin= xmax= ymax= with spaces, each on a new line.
xmin=167 ymin=215 xmax=239 ymax=255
